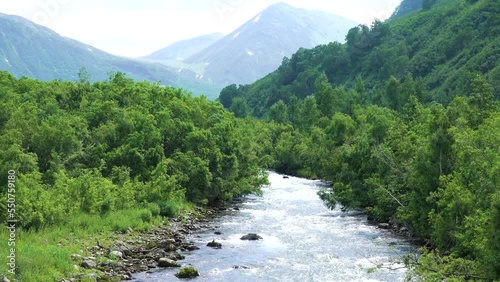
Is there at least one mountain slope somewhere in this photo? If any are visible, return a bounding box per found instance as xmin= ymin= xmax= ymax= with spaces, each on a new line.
xmin=219 ymin=0 xmax=499 ymax=114
xmin=0 ymin=13 xmax=220 ymax=98
xmin=390 ymin=0 xmax=425 ymax=18
xmin=185 ymin=2 xmax=358 ymax=85
xmin=142 ymin=32 xmax=224 ymax=61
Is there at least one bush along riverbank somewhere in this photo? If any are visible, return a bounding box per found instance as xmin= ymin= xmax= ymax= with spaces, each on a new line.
xmin=64 ymin=205 xmax=234 ymax=281
xmin=0 ymin=203 xmax=241 ymax=282
xmin=0 ymin=71 xmax=268 ymax=281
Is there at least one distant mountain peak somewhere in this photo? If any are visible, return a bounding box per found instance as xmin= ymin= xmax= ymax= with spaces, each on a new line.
xmin=182 ymin=3 xmax=358 ymax=85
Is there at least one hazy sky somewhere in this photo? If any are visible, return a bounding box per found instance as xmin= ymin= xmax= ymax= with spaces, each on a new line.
xmin=1 ymin=0 xmax=402 ymax=58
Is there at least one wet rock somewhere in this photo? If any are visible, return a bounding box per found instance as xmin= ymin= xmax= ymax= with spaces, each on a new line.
xmin=121 ymin=273 xmax=133 ymax=280
xmin=283 ymin=175 xmax=289 ymax=179
xmin=232 ymin=265 xmax=250 ymax=269
xmin=214 ymin=230 xmax=222 ymax=235
xmin=240 ymin=233 xmax=263 ymax=240
xmin=185 ymin=244 xmax=200 ymax=251
xmin=158 ymin=258 xmax=181 ymax=268
xmin=378 ymin=223 xmax=391 ymax=229
xmin=81 ymin=260 xmax=97 ymax=269
xmin=175 ymin=266 xmax=199 ymax=278
xmin=207 ymin=240 xmax=222 ymax=249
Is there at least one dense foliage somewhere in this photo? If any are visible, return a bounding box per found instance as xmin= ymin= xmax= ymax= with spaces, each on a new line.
xmin=219 ymin=0 xmax=499 ymax=280
xmin=220 ymin=0 xmax=498 ymax=115
xmin=0 ymin=70 xmax=267 ymax=232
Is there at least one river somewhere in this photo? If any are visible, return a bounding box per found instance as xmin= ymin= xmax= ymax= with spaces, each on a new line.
xmin=134 ymin=172 xmax=413 ymax=281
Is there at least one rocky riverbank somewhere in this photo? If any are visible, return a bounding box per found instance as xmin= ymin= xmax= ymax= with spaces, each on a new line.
xmin=60 ymin=205 xmax=237 ymax=282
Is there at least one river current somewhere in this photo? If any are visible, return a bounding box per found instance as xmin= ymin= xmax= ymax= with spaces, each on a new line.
xmin=135 ymin=172 xmax=413 ymax=281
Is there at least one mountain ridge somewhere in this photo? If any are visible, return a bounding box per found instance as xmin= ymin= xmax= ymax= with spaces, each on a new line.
xmin=0 ymin=13 xmax=221 ymax=98
xmin=147 ymin=2 xmax=358 ymax=86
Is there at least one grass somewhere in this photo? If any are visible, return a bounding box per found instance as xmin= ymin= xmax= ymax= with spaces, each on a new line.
xmin=0 ymin=202 xmax=191 ymax=282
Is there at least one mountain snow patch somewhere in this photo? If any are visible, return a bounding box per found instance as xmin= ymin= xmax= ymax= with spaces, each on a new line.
xmin=253 ymin=14 xmax=261 ymax=23
xmin=233 ymin=31 xmax=240 ymax=38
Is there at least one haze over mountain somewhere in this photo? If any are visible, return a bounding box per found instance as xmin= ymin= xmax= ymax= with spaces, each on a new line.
xmin=142 ymin=33 xmax=224 ymax=61
xmin=148 ymin=2 xmax=358 ymax=86
xmin=0 ymin=13 xmax=221 ymax=98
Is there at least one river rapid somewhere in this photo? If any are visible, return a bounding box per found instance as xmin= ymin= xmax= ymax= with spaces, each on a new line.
xmin=134 ymin=172 xmax=413 ymax=282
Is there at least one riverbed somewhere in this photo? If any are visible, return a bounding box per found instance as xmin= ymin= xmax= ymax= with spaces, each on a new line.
xmin=134 ymin=172 xmax=413 ymax=281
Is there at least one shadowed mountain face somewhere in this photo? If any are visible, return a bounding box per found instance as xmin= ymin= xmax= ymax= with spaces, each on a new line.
xmin=0 ymin=13 xmax=221 ymax=98
xmin=148 ymin=2 xmax=358 ymax=86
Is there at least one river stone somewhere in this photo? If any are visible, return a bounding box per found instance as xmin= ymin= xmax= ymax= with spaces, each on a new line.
xmin=378 ymin=223 xmax=391 ymax=229
xmin=158 ymin=258 xmax=181 ymax=267
xmin=185 ymin=244 xmax=200 ymax=251
xmin=175 ymin=266 xmax=200 ymax=278
xmin=81 ymin=260 xmax=97 ymax=269
xmin=240 ymin=233 xmax=263 ymax=240
xmin=71 ymin=254 xmax=83 ymax=260
xmin=110 ymin=251 xmax=123 ymax=259
xmin=207 ymin=240 xmax=222 ymax=249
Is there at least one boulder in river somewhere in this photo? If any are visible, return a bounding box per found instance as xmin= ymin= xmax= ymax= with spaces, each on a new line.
xmin=207 ymin=240 xmax=222 ymax=249
xmin=240 ymin=233 xmax=263 ymax=240
xmin=378 ymin=223 xmax=391 ymax=229
xmin=175 ymin=266 xmax=200 ymax=278
xmin=158 ymin=258 xmax=180 ymax=268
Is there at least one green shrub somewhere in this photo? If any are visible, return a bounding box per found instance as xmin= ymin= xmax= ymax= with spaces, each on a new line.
xmin=146 ymin=203 xmax=161 ymax=217
xmin=159 ymin=201 xmax=181 ymax=217
xmin=139 ymin=209 xmax=152 ymax=223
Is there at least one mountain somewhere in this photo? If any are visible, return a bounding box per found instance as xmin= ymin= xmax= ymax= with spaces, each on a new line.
xmin=142 ymin=32 xmax=224 ymax=61
xmin=0 ymin=13 xmax=221 ymax=98
xmin=169 ymin=2 xmax=357 ymax=86
xmin=390 ymin=0 xmax=425 ymax=18
xmin=219 ymin=0 xmax=499 ymax=114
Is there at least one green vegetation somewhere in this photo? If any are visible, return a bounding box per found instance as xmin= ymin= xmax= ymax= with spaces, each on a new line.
xmin=219 ymin=0 xmax=499 ymax=280
xmin=220 ymin=0 xmax=498 ymax=114
xmin=0 ymin=70 xmax=267 ymax=281
xmin=175 ymin=266 xmax=200 ymax=278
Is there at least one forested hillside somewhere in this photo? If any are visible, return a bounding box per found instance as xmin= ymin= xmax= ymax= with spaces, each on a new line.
xmin=220 ymin=0 xmax=498 ymax=116
xmin=0 ymin=70 xmax=267 ymax=280
xmin=219 ymin=0 xmax=500 ymax=280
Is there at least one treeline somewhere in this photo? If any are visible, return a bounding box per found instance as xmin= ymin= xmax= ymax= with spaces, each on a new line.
xmin=0 ymin=70 xmax=267 ymax=231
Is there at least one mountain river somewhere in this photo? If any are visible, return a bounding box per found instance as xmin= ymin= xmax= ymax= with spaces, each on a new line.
xmin=134 ymin=172 xmax=413 ymax=282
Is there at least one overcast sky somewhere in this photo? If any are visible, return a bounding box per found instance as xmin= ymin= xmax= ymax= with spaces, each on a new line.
xmin=1 ymin=0 xmax=402 ymax=58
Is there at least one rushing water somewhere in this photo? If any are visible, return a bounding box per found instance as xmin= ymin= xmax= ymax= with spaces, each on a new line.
xmin=135 ymin=172 xmax=413 ymax=282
